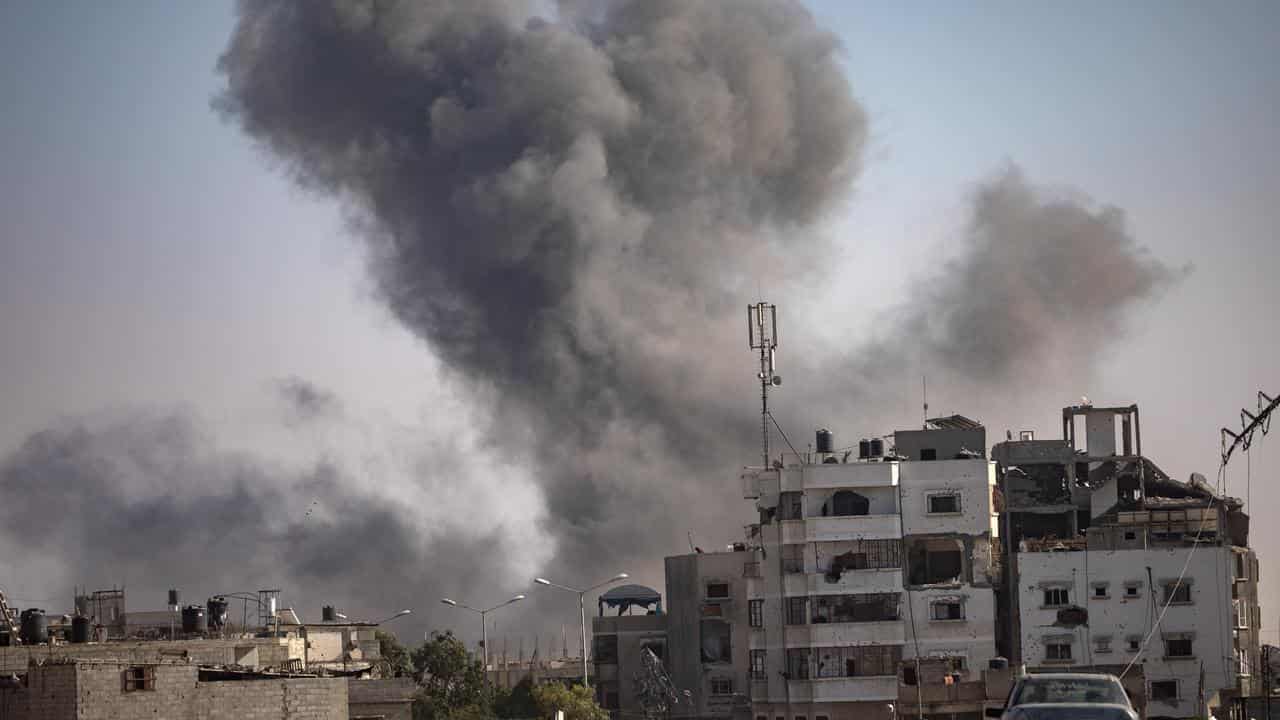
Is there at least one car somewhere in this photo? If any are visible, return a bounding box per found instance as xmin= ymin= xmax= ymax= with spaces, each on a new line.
xmin=985 ymin=673 xmax=1138 ymax=720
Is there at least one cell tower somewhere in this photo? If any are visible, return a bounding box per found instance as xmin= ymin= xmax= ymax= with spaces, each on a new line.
xmin=748 ymin=302 xmax=781 ymax=467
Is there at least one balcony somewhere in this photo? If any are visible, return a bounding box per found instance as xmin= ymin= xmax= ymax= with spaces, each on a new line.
xmin=802 ymin=462 xmax=899 ymax=490
xmin=807 ymin=567 xmax=903 ymax=595
xmin=781 ymin=515 xmax=902 ymax=543
xmin=787 ymin=675 xmax=897 ymax=702
xmin=787 ymin=620 xmax=905 ymax=647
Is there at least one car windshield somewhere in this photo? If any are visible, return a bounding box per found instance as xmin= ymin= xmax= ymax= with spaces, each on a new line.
xmin=1012 ymin=677 xmax=1127 ymax=706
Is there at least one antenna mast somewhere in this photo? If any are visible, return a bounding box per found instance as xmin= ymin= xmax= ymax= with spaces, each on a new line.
xmin=748 ymin=302 xmax=781 ymax=467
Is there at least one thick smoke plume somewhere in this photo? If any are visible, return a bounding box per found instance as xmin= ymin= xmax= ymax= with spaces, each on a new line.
xmin=215 ymin=0 xmax=867 ymax=581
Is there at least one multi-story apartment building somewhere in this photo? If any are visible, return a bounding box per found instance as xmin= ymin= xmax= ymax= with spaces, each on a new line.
xmin=994 ymin=403 xmax=1260 ymax=720
xmin=666 ymin=550 xmax=754 ymax=720
xmin=592 ymin=584 xmax=666 ymax=717
xmin=741 ymin=418 xmax=999 ymax=720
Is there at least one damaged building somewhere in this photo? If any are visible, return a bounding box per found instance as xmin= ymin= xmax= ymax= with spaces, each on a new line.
xmin=994 ymin=403 xmax=1261 ymax=720
xmin=740 ymin=418 xmax=999 ymax=720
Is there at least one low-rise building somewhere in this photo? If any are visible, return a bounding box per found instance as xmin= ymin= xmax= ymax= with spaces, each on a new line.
xmin=665 ymin=549 xmax=753 ymax=720
xmin=592 ymin=584 xmax=666 ymax=718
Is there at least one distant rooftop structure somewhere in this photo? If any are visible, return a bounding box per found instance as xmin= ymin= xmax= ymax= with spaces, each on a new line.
xmin=598 ymin=584 xmax=661 ymax=616
xmin=925 ymin=414 xmax=983 ymax=431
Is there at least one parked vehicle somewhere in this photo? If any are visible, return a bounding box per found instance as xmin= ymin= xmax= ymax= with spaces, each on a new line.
xmin=986 ymin=673 xmax=1138 ymax=720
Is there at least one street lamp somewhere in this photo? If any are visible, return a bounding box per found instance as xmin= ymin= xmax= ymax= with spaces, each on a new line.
xmin=374 ymin=609 xmax=412 ymax=625
xmin=533 ymin=573 xmax=629 ymax=687
xmin=440 ymin=595 xmax=525 ymax=691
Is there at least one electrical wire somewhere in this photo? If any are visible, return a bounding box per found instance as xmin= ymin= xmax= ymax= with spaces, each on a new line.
xmin=768 ymin=412 xmax=801 ymax=461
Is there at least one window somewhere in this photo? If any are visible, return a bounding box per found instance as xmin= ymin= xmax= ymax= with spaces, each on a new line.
xmin=920 ymin=448 xmax=937 ymax=461
xmin=786 ymin=597 xmax=807 ymax=625
xmin=1151 ymin=680 xmax=1178 ymax=701
xmin=931 ymin=600 xmax=964 ymax=621
xmin=928 ymin=493 xmax=961 ymax=514
xmin=1044 ymin=639 xmax=1072 ymax=662
xmin=779 ymin=492 xmax=803 ymax=520
xmin=813 ymin=645 xmax=902 ymax=678
xmin=700 ymin=620 xmax=732 ymax=663
xmin=1162 ymin=581 xmax=1192 ymax=605
xmin=594 ymin=635 xmax=618 ymax=663
xmin=1094 ymin=636 xmax=1113 ymax=654
xmin=831 ymin=490 xmax=870 ymax=517
xmin=710 ymin=677 xmax=733 ymax=695
xmin=1123 ymin=531 xmax=1137 ymax=541
xmin=816 ymin=716 xmax=830 ymax=720
xmin=821 ymin=539 xmax=902 ymax=574
xmin=122 ymin=665 xmax=156 ymax=692
xmin=782 ymin=545 xmax=805 ymax=574
xmin=1164 ymin=634 xmax=1194 ymax=659
xmin=1043 ymin=587 xmax=1070 ymax=608
xmin=786 ymin=648 xmax=811 ymax=679
xmin=1124 ymin=582 xmax=1142 ymax=599
xmin=641 ymin=640 xmax=665 ymax=662
xmin=811 ymin=593 xmax=900 ymax=623
xmin=706 ymin=582 xmax=730 ymax=599
xmin=1126 ymin=636 xmax=1142 ymax=652
xmin=1092 ymin=583 xmax=1109 ymax=599
xmin=750 ymin=650 xmax=767 ymax=679
xmin=749 ymin=599 xmax=764 ymax=628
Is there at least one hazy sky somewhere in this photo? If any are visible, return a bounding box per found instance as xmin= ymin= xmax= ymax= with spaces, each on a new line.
xmin=1 ymin=1 xmax=1276 ymax=644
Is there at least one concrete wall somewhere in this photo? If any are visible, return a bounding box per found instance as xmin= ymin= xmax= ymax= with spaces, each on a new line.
xmin=0 ymin=638 xmax=300 ymax=674
xmin=348 ymin=678 xmax=415 ymax=720
xmin=0 ymin=661 xmax=78 ymax=720
xmin=1017 ymin=546 xmax=1236 ymax=719
xmin=894 ymin=427 xmax=987 ymax=462
xmin=592 ymin=614 xmax=667 ymax=717
xmin=898 ymin=459 xmax=997 ymax=537
xmin=666 ymin=552 xmax=752 ymax=720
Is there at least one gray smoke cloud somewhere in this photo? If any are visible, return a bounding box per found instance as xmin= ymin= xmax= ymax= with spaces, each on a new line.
xmin=214 ymin=0 xmax=867 ymax=580
xmin=277 ymin=376 xmax=341 ymax=424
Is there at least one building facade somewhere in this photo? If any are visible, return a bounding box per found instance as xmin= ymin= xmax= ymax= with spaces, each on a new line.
xmin=741 ymin=420 xmax=999 ymax=720
xmin=592 ymin=584 xmax=667 ymax=717
xmin=665 ymin=550 xmax=753 ymax=720
xmin=995 ymin=403 xmax=1260 ymax=720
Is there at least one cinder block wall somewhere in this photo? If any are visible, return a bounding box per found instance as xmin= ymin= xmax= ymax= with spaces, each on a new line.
xmin=1 ymin=662 xmax=79 ymax=720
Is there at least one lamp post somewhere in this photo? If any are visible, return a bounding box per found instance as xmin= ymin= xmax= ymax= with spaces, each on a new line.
xmin=440 ymin=595 xmax=525 ymax=692
xmin=533 ymin=573 xmax=629 ymax=687
xmin=374 ymin=609 xmax=412 ymax=625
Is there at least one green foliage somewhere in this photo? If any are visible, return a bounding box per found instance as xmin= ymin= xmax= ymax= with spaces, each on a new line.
xmin=532 ymin=683 xmax=609 ymax=720
xmin=493 ymin=676 xmax=540 ymax=719
xmin=411 ymin=631 xmax=488 ymax=720
xmin=375 ymin=629 xmax=414 ymax=678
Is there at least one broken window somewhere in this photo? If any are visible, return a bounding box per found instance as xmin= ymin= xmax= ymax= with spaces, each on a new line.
xmin=1094 ymin=636 xmax=1112 ymax=654
xmin=1151 ymin=680 xmax=1178 ymax=701
xmin=1043 ymin=588 xmax=1069 ymax=608
xmin=928 ymin=493 xmax=961 ymax=514
xmin=811 ymin=593 xmax=899 ymax=624
xmin=1162 ymin=581 xmax=1191 ymax=605
xmin=701 ymin=620 xmax=732 ymax=663
xmin=930 ymin=600 xmax=963 ymax=620
xmin=706 ymin=582 xmax=730 ymax=599
xmin=782 ymin=544 xmax=805 ymax=574
xmin=594 ymin=635 xmax=618 ymax=663
xmin=1126 ymin=637 xmax=1142 ymax=652
xmin=1044 ymin=639 xmax=1072 ymax=661
xmin=749 ymin=599 xmax=763 ymax=628
xmin=710 ymin=676 xmax=733 ymax=695
xmin=920 ymin=448 xmax=937 ymax=461
xmin=1163 ymin=634 xmax=1193 ymax=658
xmin=785 ymin=597 xmax=807 ymax=625
xmin=122 ymin=666 xmax=156 ymax=692
xmin=641 ymin=640 xmax=665 ymax=662
xmin=778 ymin=492 xmax=803 ymax=520
xmin=750 ymin=650 xmax=767 ymax=679
xmin=813 ymin=645 xmax=902 ymax=678
xmin=831 ymin=490 xmax=870 ymax=517
xmin=908 ymin=538 xmax=965 ymax=585
xmin=820 ymin=539 xmax=901 ymax=579
xmin=786 ymin=648 xmax=811 ymax=679
xmin=1092 ymin=583 xmax=1109 ymax=599
xmin=1123 ymin=582 xmax=1142 ymax=599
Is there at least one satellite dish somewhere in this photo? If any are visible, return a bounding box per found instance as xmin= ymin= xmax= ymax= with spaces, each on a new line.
xmin=771 ymin=375 xmax=782 ymax=386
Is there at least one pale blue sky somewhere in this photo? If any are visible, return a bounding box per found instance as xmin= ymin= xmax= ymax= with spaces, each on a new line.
xmin=1 ymin=1 xmax=1277 ymax=630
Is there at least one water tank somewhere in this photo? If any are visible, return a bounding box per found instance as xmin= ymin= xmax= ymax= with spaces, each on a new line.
xmin=989 ymin=657 xmax=1009 ymax=670
xmin=19 ymin=609 xmax=47 ymax=645
xmin=858 ymin=439 xmax=871 ymax=459
xmin=181 ymin=605 xmax=207 ymax=635
xmin=206 ymin=597 xmax=228 ymax=631
xmin=322 ymin=606 xmax=337 ymax=622
xmin=869 ymin=438 xmax=884 ymax=457
xmin=168 ymin=589 xmax=180 ymax=609
xmin=815 ymin=429 xmax=834 ymax=455
xmin=71 ymin=616 xmax=91 ymax=644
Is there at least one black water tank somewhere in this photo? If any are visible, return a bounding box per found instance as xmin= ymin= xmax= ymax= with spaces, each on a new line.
xmin=322 ymin=606 xmax=337 ymax=622
xmin=181 ymin=605 xmax=207 ymax=635
xmin=815 ymin=429 xmax=834 ymax=454
xmin=19 ymin=609 xmax=47 ymax=645
xmin=869 ymin=438 xmax=884 ymax=457
xmin=207 ymin=597 xmax=228 ymax=631
xmin=989 ymin=657 xmax=1009 ymax=670
xmin=168 ymin=589 xmax=180 ymax=608
xmin=71 ymin=616 xmax=91 ymax=644
xmin=859 ymin=439 xmax=871 ymax=459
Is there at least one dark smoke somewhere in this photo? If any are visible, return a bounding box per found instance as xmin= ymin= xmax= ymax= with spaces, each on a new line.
xmin=277 ymin=376 xmax=340 ymax=423
xmin=215 ymin=0 xmax=867 ymax=578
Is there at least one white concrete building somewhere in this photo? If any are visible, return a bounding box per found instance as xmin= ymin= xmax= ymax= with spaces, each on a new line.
xmin=1017 ymin=543 xmax=1256 ymax=719
xmin=741 ymin=419 xmax=999 ymax=720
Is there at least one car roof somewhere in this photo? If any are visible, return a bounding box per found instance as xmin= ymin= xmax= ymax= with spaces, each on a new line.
xmin=1020 ymin=673 xmax=1121 ymax=681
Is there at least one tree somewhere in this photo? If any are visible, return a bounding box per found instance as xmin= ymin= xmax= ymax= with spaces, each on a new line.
xmin=494 ymin=676 xmax=540 ymax=719
xmin=532 ymin=683 xmax=608 ymax=720
xmin=375 ymin=629 xmax=414 ymax=678
xmin=412 ymin=631 xmax=488 ymax=720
